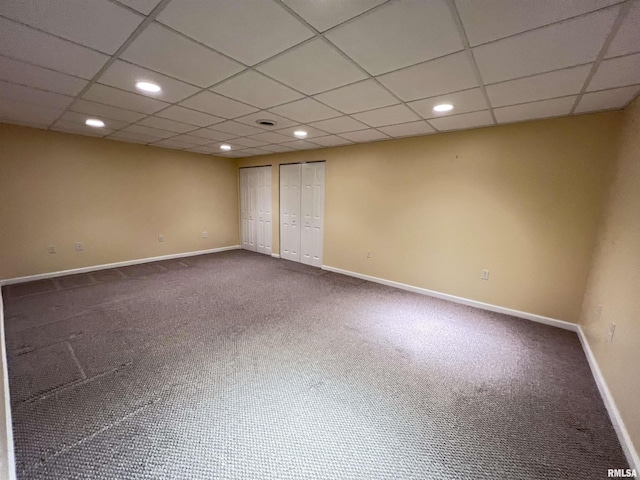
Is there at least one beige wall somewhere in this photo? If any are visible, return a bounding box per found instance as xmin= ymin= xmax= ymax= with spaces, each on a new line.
xmin=0 ymin=123 xmax=239 ymax=280
xmin=239 ymin=111 xmax=622 ymax=323
xmin=579 ymin=97 xmax=640 ymax=457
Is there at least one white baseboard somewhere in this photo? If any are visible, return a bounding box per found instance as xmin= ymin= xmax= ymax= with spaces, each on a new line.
xmin=577 ymin=327 xmax=639 ymax=471
xmin=321 ymin=265 xmax=577 ymax=331
xmin=0 ymin=245 xmax=241 ymax=286
xmin=271 ymin=253 xmax=280 ymax=259
xmin=0 ymin=292 xmax=17 ymax=480
xmin=321 ymin=263 xmax=638 ymax=469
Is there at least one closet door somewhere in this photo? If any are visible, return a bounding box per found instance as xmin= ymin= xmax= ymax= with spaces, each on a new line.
xmin=300 ymin=162 xmax=325 ymax=267
xmin=240 ymin=167 xmax=272 ymax=254
xmin=240 ymin=168 xmax=253 ymax=251
xmin=256 ymin=166 xmax=272 ymax=255
xmin=247 ymin=168 xmax=258 ymax=251
xmin=280 ymin=163 xmax=301 ymax=262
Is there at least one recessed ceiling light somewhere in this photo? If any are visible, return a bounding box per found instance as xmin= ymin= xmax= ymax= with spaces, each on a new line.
xmin=220 ymin=144 xmax=231 ymax=151
xmin=294 ymin=130 xmax=308 ymax=138
xmin=433 ymin=103 xmax=453 ymax=113
xmin=85 ymin=118 xmax=105 ymax=128
xmin=135 ymin=81 xmax=161 ymax=93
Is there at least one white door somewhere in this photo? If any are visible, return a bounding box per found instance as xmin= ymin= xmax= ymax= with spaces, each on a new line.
xmin=256 ymin=166 xmax=272 ymax=255
xmin=240 ymin=166 xmax=272 ymax=255
xmin=300 ymin=163 xmax=325 ymax=267
xmin=240 ymin=168 xmax=253 ymax=251
xmin=280 ymin=163 xmax=301 ymax=262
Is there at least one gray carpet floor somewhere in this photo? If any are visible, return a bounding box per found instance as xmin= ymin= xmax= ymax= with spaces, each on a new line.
xmin=1 ymin=249 xmax=628 ymax=479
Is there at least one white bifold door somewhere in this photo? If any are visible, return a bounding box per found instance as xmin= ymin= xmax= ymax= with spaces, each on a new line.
xmin=280 ymin=162 xmax=325 ymax=267
xmin=240 ymin=166 xmax=272 ymax=255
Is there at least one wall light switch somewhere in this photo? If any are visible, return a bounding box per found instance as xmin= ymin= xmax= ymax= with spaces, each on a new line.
xmin=158 ymin=234 xmax=164 ymax=243
xmin=481 ymin=269 xmax=490 ymax=280
xmin=48 ymin=245 xmax=56 ymax=254
xmin=202 ymin=231 xmax=208 ymax=238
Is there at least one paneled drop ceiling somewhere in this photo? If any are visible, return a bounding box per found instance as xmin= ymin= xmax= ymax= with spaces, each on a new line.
xmin=0 ymin=0 xmax=639 ymax=158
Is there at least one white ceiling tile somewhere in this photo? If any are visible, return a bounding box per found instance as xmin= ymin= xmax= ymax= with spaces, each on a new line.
xmin=281 ymin=140 xmax=320 ymax=150
xmin=485 ymin=65 xmax=591 ymax=108
xmin=136 ymin=116 xmax=198 ymax=133
xmin=377 ymin=52 xmax=478 ymax=102
xmin=313 ymin=79 xmax=398 ymax=114
xmin=378 ymin=120 xmax=435 ymax=137
xmin=352 ymin=104 xmax=420 ymax=127
xmin=473 ymin=8 xmax=619 ymax=84
xmin=0 ymin=98 xmax=64 ymax=127
xmin=82 ymin=84 xmax=169 ymax=114
xmin=52 ymin=120 xmax=114 ymax=137
xmin=58 ymin=111 xmax=129 ymax=130
xmin=109 ymin=130 xmax=161 ymax=144
xmin=326 ymin=0 xmax=464 ymax=75
xmin=260 ymin=144 xmax=296 ymax=153
xmin=211 ymin=71 xmax=304 ymax=109
xmin=282 ymin=0 xmax=387 ymax=32
xmin=257 ymin=38 xmax=367 ymax=95
xmin=575 ymin=85 xmax=640 ymax=113
xmin=208 ymin=120 xmax=263 ymax=136
xmin=97 ymin=60 xmax=199 ymax=103
xmin=588 ymin=53 xmax=640 ymax=91
xmin=269 ymin=98 xmax=341 ymax=123
xmin=274 ymin=125 xmax=329 ymax=139
xmin=308 ymin=116 xmax=368 ymax=134
xmin=429 ymin=110 xmax=494 ymax=131
xmin=234 ymin=111 xmax=299 ymax=130
xmin=408 ymin=88 xmax=488 ymax=119
xmin=0 ymin=0 xmax=143 ymax=54
xmin=148 ymin=138 xmax=192 ymax=150
xmin=157 ymin=0 xmax=314 ymax=65
xmin=0 ymin=17 xmax=109 ymax=79
xmin=155 ymin=105 xmax=224 ymax=127
xmin=186 ymin=145 xmax=222 ymax=155
xmin=494 ymin=96 xmax=577 ymax=123
xmin=0 ymin=55 xmax=88 ymax=96
xmin=153 ymin=137 xmax=195 ymax=150
xmin=607 ymin=1 xmax=640 ymax=57
xmin=166 ymin=134 xmax=213 ymax=146
xmin=309 ymin=135 xmax=354 ymax=147
xmin=188 ymin=128 xmax=237 ymax=142
xmin=0 ymin=80 xmax=74 ymax=110
xmin=179 ymin=91 xmax=258 ymax=118
xmin=236 ymin=147 xmax=271 ymax=155
xmin=116 ymin=0 xmax=161 ymax=15
xmin=121 ymin=23 xmax=244 ymax=87
xmin=121 ymin=124 xmax=176 ymax=139
xmin=339 ymin=128 xmax=390 ymax=142
xmin=218 ymin=150 xmax=246 ymax=158
xmin=71 ymin=99 xmax=146 ymax=123
xmin=249 ymin=132 xmax=294 ymax=144
xmin=456 ymin=0 xmax=622 ymax=47
xmin=230 ymin=137 xmax=270 ymax=148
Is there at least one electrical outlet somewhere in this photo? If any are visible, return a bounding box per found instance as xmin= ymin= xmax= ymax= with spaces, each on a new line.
xmin=481 ymin=269 xmax=490 ymax=280
xmin=48 ymin=245 xmax=56 ymax=254
xmin=75 ymin=242 xmax=84 ymax=252
xmin=158 ymin=234 xmax=164 ymax=243
xmin=366 ymin=250 xmax=372 ymax=258
xmin=202 ymin=231 xmax=208 ymax=238
xmin=607 ymin=322 xmax=616 ymax=342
